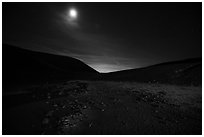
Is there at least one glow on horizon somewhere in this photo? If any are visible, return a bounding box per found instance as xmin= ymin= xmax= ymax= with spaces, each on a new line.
xmin=90 ymin=64 xmax=133 ymax=73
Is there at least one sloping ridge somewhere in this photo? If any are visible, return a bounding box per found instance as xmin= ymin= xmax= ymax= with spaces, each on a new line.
xmin=102 ymin=58 xmax=202 ymax=86
xmin=3 ymin=44 xmax=99 ymax=86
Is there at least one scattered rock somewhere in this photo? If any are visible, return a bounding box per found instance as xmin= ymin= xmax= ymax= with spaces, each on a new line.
xmin=89 ymin=122 xmax=93 ymax=128
xmin=46 ymin=110 xmax=54 ymax=117
xmin=42 ymin=118 xmax=49 ymax=125
xmin=59 ymin=91 xmax=64 ymax=96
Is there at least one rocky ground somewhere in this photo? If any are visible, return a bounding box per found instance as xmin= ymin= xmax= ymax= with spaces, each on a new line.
xmin=2 ymin=80 xmax=202 ymax=135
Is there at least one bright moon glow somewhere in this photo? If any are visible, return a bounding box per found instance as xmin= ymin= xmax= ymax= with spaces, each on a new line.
xmin=69 ymin=8 xmax=77 ymax=19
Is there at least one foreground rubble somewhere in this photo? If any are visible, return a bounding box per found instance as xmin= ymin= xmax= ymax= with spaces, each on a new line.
xmin=3 ymin=81 xmax=202 ymax=134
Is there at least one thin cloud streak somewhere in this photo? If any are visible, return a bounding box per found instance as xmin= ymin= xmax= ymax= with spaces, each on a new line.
xmin=55 ymin=10 xmax=137 ymax=72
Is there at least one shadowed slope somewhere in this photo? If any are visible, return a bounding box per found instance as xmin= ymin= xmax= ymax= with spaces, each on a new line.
xmin=102 ymin=58 xmax=202 ymax=86
xmin=3 ymin=44 xmax=99 ymax=88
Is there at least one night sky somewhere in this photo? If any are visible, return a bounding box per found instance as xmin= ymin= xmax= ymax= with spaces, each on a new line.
xmin=3 ymin=2 xmax=202 ymax=73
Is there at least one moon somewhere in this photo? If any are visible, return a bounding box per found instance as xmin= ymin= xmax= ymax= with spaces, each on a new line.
xmin=69 ymin=8 xmax=78 ymax=19
xmin=64 ymin=7 xmax=79 ymax=27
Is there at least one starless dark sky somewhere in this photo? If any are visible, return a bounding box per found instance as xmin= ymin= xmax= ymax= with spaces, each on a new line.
xmin=3 ymin=2 xmax=202 ymax=72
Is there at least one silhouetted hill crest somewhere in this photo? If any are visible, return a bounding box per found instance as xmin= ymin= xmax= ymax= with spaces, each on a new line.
xmin=102 ymin=57 xmax=201 ymax=86
xmin=3 ymin=44 xmax=99 ymax=87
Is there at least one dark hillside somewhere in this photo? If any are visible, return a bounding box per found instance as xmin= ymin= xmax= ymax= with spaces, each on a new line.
xmin=3 ymin=44 xmax=99 ymax=89
xmin=102 ymin=58 xmax=202 ymax=86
